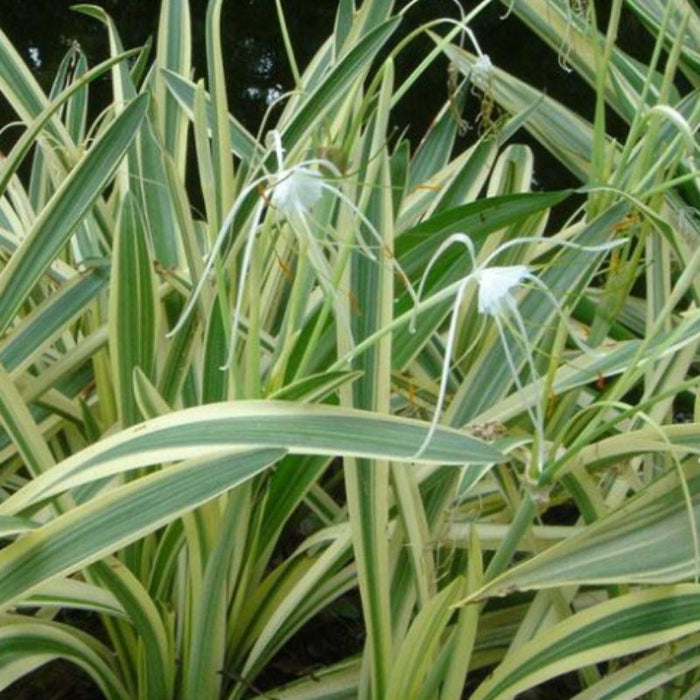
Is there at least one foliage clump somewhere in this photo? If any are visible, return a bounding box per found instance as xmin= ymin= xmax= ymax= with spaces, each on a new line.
xmin=0 ymin=0 xmax=699 ymax=697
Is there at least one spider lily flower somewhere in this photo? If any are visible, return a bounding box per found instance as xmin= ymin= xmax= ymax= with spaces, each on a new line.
xmin=469 ymin=53 xmax=493 ymax=92
xmin=266 ymin=129 xmax=326 ymax=219
xmin=475 ymin=264 xmax=528 ymax=315
xmin=410 ymin=233 xmax=625 ymax=466
xmin=168 ymin=130 xmax=415 ymax=370
xmin=270 ymin=167 xmax=323 ymax=218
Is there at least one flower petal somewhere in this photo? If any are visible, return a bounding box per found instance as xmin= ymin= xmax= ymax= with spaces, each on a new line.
xmin=271 ymin=167 xmax=323 ymax=218
xmin=476 ymin=265 xmax=528 ymax=315
xmin=471 ymin=54 xmax=493 ymax=91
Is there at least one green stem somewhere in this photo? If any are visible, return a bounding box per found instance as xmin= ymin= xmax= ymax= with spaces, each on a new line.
xmin=275 ymin=0 xmax=301 ymax=87
xmin=484 ymin=491 xmax=536 ymax=582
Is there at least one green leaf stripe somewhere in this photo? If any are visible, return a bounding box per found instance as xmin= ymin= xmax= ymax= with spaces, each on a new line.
xmin=0 ymin=400 xmax=503 ymax=514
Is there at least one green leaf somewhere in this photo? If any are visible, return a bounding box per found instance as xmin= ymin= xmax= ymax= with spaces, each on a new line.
xmin=0 ymin=363 xmax=55 ymax=479
xmin=0 ymin=616 xmax=130 ymax=699
xmin=133 ymin=367 xmax=171 ymax=420
xmin=396 ymin=191 xmax=571 ymax=279
xmin=155 ymin=0 xmax=191 ymax=173
xmin=387 ymin=580 xmax=461 ymax=698
xmin=471 ymin=464 xmax=700 ymax=597
xmin=0 ymin=401 xmax=504 ymax=515
xmin=0 ymin=268 xmax=107 ymax=374
xmin=88 ymin=559 xmax=175 ymax=699
xmin=268 ymin=370 xmax=361 ymax=403
xmin=281 ymin=17 xmax=401 ymax=150
xmin=19 ymin=578 xmax=125 ymax=619
xmin=472 ymin=585 xmax=700 ymax=700
xmin=137 ymin=108 xmax=185 ymax=268
xmin=340 ymin=67 xmax=397 ymax=697
xmin=0 ymin=48 xmax=140 ymax=199
xmin=162 ymin=70 xmax=260 ymax=162
xmin=619 ymin=0 xmax=700 ymax=80
xmin=71 ymin=5 xmax=138 ymax=102
xmin=234 ymin=532 xmax=355 ymax=691
xmin=0 ymin=449 xmax=284 ymax=610
xmin=0 ymin=515 xmax=38 ymax=538
xmin=0 ymin=94 xmax=149 ymax=334
xmin=204 ymin=0 xmax=235 ymax=226
xmin=570 ymin=632 xmax=700 ymax=699
xmin=0 ymin=27 xmax=72 ymax=148
xmin=250 ymin=657 xmax=360 ymax=699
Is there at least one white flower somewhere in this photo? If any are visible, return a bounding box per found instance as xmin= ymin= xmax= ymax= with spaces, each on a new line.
xmin=266 ymin=129 xmax=324 ymax=219
xmin=475 ymin=264 xmax=529 ymax=315
xmin=168 ymin=130 xmax=416 ymax=370
xmin=410 ymin=233 xmax=624 ymax=465
xmin=470 ymin=54 xmax=492 ymax=92
xmin=270 ymin=168 xmax=323 ymax=218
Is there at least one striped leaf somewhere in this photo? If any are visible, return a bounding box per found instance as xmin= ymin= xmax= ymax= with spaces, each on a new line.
xmin=472 ymin=585 xmax=700 ymax=700
xmin=0 ymin=268 xmax=107 ymax=374
xmin=155 ymin=0 xmax=191 ymax=173
xmin=109 ymin=192 xmax=159 ymax=427
xmin=0 ymin=94 xmax=148 ymax=334
xmin=0 ymin=400 xmax=503 ymax=515
xmin=469 ymin=464 xmax=700 ymax=598
xmin=0 ymin=617 xmax=130 ymax=699
xmin=0 ymin=449 xmax=284 ymax=610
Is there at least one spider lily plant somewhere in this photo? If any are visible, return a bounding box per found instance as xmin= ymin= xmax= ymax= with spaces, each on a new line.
xmin=168 ymin=128 xmax=414 ymax=374
xmin=409 ymin=232 xmax=625 ymax=470
xmin=0 ymin=0 xmax=700 ymax=698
